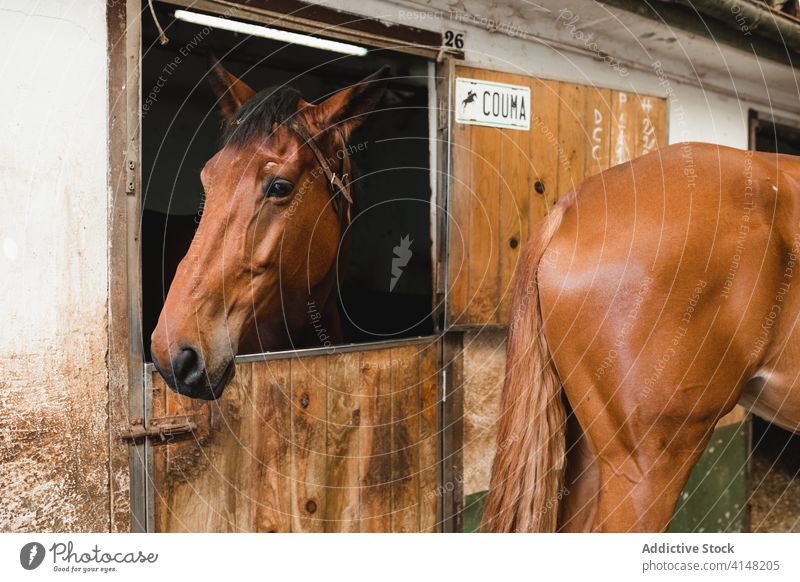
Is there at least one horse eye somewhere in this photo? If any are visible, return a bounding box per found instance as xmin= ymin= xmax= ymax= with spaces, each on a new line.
xmin=263 ymin=177 xmax=294 ymax=199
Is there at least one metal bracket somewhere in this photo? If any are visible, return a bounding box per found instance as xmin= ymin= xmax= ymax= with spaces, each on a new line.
xmin=125 ymin=159 xmax=136 ymax=195
xmin=120 ymin=415 xmax=197 ymax=444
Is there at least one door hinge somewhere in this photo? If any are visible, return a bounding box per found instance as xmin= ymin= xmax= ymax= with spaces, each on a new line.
xmin=120 ymin=415 xmax=197 ymax=444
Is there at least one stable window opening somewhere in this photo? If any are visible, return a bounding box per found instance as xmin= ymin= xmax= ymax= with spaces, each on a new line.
xmin=141 ymin=2 xmax=435 ymax=360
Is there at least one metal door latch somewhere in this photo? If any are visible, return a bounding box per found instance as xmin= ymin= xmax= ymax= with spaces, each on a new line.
xmin=120 ymin=415 xmax=197 ymax=444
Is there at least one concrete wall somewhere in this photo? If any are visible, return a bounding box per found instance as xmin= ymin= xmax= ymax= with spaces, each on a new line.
xmin=0 ymin=0 xmax=113 ymax=531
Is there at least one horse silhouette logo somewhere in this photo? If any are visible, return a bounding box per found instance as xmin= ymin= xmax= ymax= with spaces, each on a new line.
xmin=461 ymin=89 xmax=477 ymax=112
xmin=19 ymin=542 xmax=45 ymax=570
xmin=390 ymin=234 xmax=413 ymax=292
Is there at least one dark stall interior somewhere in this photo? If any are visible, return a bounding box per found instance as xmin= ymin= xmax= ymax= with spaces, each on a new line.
xmin=141 ymin=3 xmax=434 ymax=359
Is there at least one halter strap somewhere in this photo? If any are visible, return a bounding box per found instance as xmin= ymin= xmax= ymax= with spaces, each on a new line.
xmin=287 ymin=119 xmax=353 ymax=225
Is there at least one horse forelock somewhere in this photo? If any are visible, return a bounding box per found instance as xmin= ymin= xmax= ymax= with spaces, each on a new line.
xmin=222 ymin=85 xmax=303 ymax=147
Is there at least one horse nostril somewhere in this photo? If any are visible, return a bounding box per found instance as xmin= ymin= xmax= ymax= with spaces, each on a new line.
xmin=172 ymin=346 xmax=203 ymax=387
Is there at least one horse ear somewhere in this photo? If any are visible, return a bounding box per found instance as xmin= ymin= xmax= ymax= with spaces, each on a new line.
xmin=206 ymin=51 xmax=256 ymax=120
xmin=313 ymin=66 xmax=390 ymax=137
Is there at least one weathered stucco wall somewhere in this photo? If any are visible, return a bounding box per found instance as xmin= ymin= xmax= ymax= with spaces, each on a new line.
xmin=461 ymin=330 xmax=506 ymax=496
xmin=0 ymin=0 xmax=112 ymax=531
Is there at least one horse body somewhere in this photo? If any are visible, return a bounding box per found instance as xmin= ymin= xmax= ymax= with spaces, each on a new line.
xmin=484 ymin=142 xmax=800 ymax=532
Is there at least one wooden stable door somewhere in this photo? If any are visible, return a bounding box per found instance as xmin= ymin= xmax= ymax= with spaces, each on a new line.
xmin=446 ymin=67 xmax=668 ymax=326
xmin=143 ymin=339 xmax=439 ymax=532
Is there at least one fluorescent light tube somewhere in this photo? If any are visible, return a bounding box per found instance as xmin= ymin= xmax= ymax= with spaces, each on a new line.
xmin=174 ymin=9 xmax=368 ymax=56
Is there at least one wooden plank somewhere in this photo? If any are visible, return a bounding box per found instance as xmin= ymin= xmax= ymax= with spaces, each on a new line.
xmin=325 ymin=352 xmax=361 ymax=531
xmin=251 ymin=359 xmax=292 ymax=532
xmin=391 ymin=345 xmax=422 ymax=531
xmin=107 ymin=0 xmax=139 ymax=533
xmin=441 ymin=333 xmax=465 ymax=532
xmin=529 ymin=78 xmax=561 ymax=223
xmin=498 ymin=74 xmax=532 ymax=323
xmin=556 ymin=83 xmax=587 ymax=196
xmin=151 ymin=339 xmax=444 ymax=533
xmin=584 ymin=86 xmax=613 ymax=176
xmin=466 ymin=121 xmax=501 ymax=324
xmin=655 ymin=96 xmax=668 ymax=148
xmin=634 ymin=94 xmax=660 ymax=158
xmin=611 ymin=90 xmax=637 ymax=166
xmin=158 ymin=366 xmax=251 ymax=532
xmin=150 ymin=373 xmax=168 ymax=533
xmin=447 ymin=68 xmax=473 ymax=325
xmin=418 ymin=343 xmax=440 ymax=532
xmin=215 ymin=364 xmax=254 ymax=532
xmin=358 ymin=349 xmax=393 ymax=531
xmin=290 ymin=355 xmax=328 ymax=532
xmin=153 ymin=373 xmax=214 ymax=532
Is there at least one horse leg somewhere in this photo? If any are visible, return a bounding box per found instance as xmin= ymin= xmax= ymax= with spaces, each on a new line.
xmin=589 ymin=417 xmax=717 ymax=532
xmin=563 ymin=369 xmax=739 ymax=532
xmin=558 ymin=410 xmax=600 ymax=532
xmin=740 ymin=375 xmax=800 ymax=434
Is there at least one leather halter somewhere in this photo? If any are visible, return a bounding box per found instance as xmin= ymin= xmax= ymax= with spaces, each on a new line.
xmin=287 ymin=119 xmax=353 ymax=226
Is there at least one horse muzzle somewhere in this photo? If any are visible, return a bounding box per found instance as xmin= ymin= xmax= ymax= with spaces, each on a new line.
xmin=151 ymin=345 xmax=236 ymax=400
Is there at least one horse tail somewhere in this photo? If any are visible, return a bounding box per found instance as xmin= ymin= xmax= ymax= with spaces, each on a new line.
xmin=480 ymin=195 xmax=571 ymax=533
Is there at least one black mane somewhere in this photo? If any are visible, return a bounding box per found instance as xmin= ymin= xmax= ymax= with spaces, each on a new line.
xmin=222 ymin=85 xmax=302 ymax=146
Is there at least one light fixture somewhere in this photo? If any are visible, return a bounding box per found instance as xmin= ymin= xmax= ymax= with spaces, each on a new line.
xmin=174 ymin=10 xmax=368 ymax=57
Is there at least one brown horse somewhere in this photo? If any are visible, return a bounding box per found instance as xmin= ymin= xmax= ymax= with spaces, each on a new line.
xmin=150 ymin=57 xmax=388 ymax=400
xmin=483 ymin=142 xmax=800 ymax=532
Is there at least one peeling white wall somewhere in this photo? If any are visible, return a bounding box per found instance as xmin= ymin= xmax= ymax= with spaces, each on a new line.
xmin=0 ymin=0 xmax=110 ymax=531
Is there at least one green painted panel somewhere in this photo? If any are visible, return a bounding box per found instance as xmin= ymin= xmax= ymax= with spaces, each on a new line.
xmin=462 ymin=421 xmax=748 ymax=532
xmin=668 ymin=421 xmax=748 ymax=532
xmin=463 ymin=491 xmax=488 ymax=533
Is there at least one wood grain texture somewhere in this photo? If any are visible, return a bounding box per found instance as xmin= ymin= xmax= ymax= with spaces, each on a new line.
xmin=324 ymin=352 xmax=361 ymax=531
xmin=151 ymin=340 xmax=440 ymax=532
xmin=611 ymin=90 xmax=637 ymax=166
xmin=447 ymin=69 xmax=668 ymax=327
xmin=529 ymin=79 xmax=561 ymax=221
xmin=467 ymin=121 xmax=502 ymax=323
xmin=556 ymin=82 xmax=587 ymax=196
xmin=391 ymin=345 xmax=421 ymax=532
xmin=418 ymin=343 xmax=440 ymax=532
xmin=358 ymin=349 xmax=393 ymax=532
xmin=252 ymin=359 xmax=291 ymax=532
xmin=585 ymin=86 xmax=612 ymax=174
xmin=447 ymin=88 xmax=473 ymax=324
xmin=498 ymin=74 xmax=532 ymax=322
xmin=290 ymin=355 xmax=328 ymax=532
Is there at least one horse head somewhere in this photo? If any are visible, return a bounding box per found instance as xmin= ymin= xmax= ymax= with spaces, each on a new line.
xmin=150 ymin=56 xmax=389 ymax=399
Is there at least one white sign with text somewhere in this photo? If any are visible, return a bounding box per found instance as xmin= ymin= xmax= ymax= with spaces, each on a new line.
xmin=455 ymin=77 xmax=530 ymax=130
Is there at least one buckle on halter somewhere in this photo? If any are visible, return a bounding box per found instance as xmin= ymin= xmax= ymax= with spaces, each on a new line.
xmin=331 ymin=173 xmax=353 ymax=204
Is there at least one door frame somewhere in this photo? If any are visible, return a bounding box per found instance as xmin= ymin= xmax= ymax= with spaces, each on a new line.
xmin=117 ymin=0 xmax=462 ymax=532
xmin=108 ymin=0 xmax=145 ymax=532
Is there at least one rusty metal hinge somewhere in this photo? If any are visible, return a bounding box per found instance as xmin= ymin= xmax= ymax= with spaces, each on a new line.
xmin=120 ymin=415 xmax=197 ymax=445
